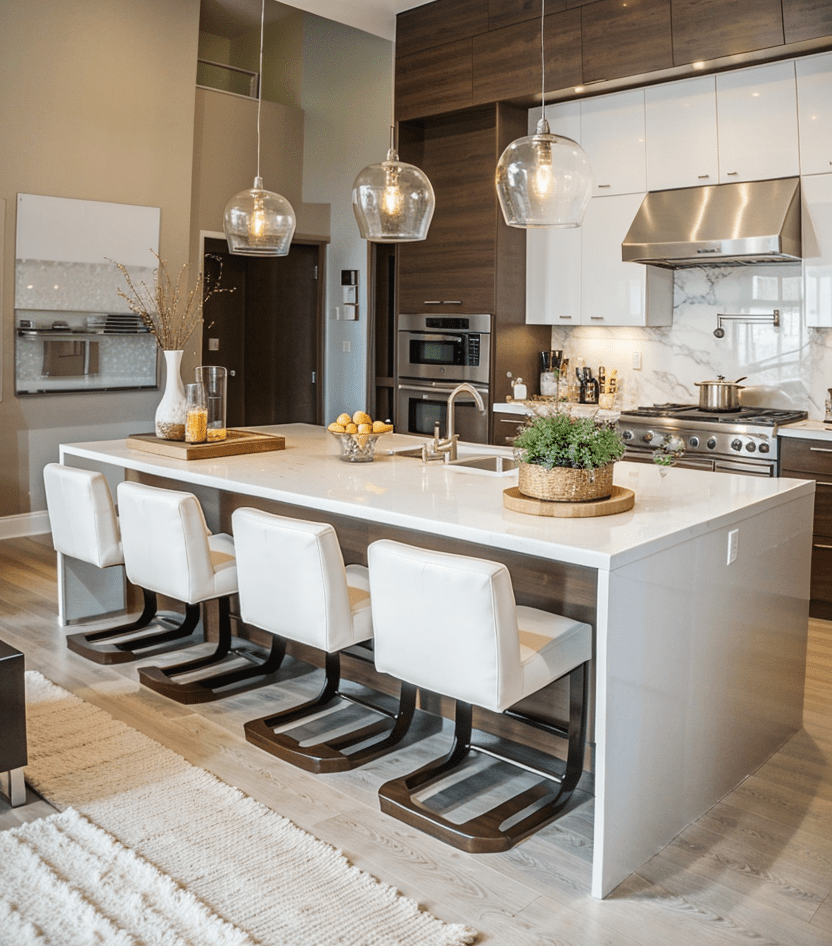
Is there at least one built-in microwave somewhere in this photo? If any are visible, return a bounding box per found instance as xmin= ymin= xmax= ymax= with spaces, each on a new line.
xmin=397 ymin=313 xmax=491 ymax=385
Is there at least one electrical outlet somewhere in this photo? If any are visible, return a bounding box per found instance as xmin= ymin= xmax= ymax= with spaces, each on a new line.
xmin=342 ymin=341 xmax=351 ymax=353
xmin=208 ymin=337 xmax=220 ymax=351
xmin=632 ymin=351 xmax=642 ymax=370
xmin=727 ymin=529 xmax=739 ymax=565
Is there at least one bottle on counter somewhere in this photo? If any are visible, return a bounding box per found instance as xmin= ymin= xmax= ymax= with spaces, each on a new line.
xmin=511 ymin=376 xmax=527 ymax=400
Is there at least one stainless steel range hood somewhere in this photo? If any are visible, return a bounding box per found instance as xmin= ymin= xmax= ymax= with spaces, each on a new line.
xmin=622 ymin=177 xmax=801 ymax=268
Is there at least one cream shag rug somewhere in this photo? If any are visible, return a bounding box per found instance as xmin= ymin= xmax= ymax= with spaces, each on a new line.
xmin=21 ymin=672 xmax=477 ymax=946
xmin=0 ymin=808 xmax=256 ymax=946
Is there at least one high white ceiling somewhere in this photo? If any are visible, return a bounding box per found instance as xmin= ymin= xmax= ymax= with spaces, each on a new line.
xmin=199 ymin=0 xmax=429 ymax=42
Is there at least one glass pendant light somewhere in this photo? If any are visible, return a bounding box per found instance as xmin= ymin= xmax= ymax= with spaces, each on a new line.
xmin=495 ymin=0 xmax=592 ymax=228
xmin=223 ymin=0 xmax=296 ymax=256
xmin=351 ymin=56 xmax=435 ymax=242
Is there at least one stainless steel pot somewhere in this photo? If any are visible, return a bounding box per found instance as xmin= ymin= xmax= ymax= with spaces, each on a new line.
xmin=694 ymin=375 xmax=747 ymax=411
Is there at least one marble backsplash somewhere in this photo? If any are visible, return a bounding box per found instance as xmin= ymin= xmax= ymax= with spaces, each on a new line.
xmin=549 ymin=263 xmax=832 ymax=419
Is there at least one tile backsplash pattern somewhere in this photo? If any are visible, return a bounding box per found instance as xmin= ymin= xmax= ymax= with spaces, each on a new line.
xmin=550 ymin=263 xmax=832 ymax=417
xmin=15 ymin=259 xmax=155 ymax=313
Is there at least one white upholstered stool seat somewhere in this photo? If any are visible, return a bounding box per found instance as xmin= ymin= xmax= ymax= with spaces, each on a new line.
xmin=117 ymin=482 xmax=283 ymax=704
xmin=233 ymin=507 xmax=416 ymax=773
xmin=43 ymin=463 xmax=203 ymax=664
xmin=368 ymin=539 xmax=593 ymax=853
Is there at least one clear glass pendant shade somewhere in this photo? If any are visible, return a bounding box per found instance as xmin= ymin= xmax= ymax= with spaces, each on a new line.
xmin=223 ymin=177 xmax=297 ymax=257
xmin=496 ymin=118 xmax=593 ymax=228
xmin=352 ymin=149 xmax=435 ymax=243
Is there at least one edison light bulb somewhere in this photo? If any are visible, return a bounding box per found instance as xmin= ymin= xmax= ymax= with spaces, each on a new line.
xmin=251 ymin=195 xmax=266 ymax=240
xmin=531 ymin=139 xmax=554 ymax=200
xmin=382 ymin=165 xmax=403 ymax=218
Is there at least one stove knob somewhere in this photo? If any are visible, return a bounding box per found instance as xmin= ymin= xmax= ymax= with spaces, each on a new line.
xmin=731 ymin=438 xmax=743 ymax=452
xmin=706 ymin=438 xmax=717 ymax=450
xmin=746 ymin=441 xmax=757 ymax=453
xmin=642 ymin=431 xmax=654 ymax=444
xmin=759 ymin=442 xmax=770 ymax=454
xmin=689 ymin=436 xmax=699 ymax=447
xmin=622 ymin=430 xmax=634 ymax=441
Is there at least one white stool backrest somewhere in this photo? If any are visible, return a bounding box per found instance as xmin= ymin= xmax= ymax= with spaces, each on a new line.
xmin=231 ymin=507 xmax=356 ymax=651
xmin=368 ymin=539 xmax=524 ymax=710
xmin=116 ymin=481 xmax=215 ymax=604
xmin=43 ymin=463 xmax=122 ymax=568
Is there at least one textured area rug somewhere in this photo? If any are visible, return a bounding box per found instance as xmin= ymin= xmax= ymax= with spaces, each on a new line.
xmin=22 ymin=672 xmax=477 ymax=946
xmin=0 ymin=808 xmax=256 ymax=946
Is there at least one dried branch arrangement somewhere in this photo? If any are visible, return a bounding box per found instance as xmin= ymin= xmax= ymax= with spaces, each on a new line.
xmin=109 ymin=252 xmax=231 ymax=351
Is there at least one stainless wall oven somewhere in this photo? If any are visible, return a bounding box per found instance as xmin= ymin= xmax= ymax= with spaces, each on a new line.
xmin=396 ymin=313 xmax=491 ymax=442
xmin=396 ymin=379 xmax=490 ymax=443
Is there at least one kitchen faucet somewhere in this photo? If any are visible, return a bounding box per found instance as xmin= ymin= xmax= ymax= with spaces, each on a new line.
xmin=423 ymin=382 xmax=487 ymax=462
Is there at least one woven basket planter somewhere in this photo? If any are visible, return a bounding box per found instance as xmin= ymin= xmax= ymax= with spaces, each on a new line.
xmin=518 ymin=462 xmax=615 ymax=503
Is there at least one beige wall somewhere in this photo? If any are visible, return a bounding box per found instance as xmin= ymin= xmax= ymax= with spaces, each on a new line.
xmin=0 ymin=0 xmax=201 ymax=515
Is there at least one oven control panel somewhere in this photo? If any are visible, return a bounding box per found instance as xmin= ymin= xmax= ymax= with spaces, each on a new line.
xmin=620 ymin=424 xmax=777 ymax=461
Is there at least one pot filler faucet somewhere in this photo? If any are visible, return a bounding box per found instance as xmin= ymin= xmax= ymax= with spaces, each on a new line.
xmin=423 ymin=382 xmax=487 ymax=462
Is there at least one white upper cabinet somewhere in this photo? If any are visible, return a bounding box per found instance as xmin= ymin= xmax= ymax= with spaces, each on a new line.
xmin=532 ymin=100 xmax=581 ymax=142
xmin=802 ymin=174 xmax=832 ymax=328
xmin=580 ymin=90 xmax=646 ymax=197
xmin=526 ymin=227 xmax=581 ymax=325
xmin=796 ymin=52 xmax=832 ymax=176
xmin=581 ymin=194 xmax=672 ymax=327
xmin=645 ymin=76 xmax=719 ymax=191
xmin=716 ymin=61 xmax=800 ymax=184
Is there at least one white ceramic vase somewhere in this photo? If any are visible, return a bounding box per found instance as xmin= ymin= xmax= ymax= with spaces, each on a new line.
xmin=155 ymin=349 xmax=187 ymax=440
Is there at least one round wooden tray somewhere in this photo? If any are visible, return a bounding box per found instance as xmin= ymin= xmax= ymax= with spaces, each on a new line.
xmin=503 ymin=485 xmax=635 ymax=518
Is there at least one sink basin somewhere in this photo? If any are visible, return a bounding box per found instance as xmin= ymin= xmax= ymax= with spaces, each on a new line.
xmin=446 ymin=454 xmax=519 ymax=474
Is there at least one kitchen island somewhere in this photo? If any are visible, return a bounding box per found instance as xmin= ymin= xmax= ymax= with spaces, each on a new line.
xmin=58 ymin=424 xmax=814 ymax=898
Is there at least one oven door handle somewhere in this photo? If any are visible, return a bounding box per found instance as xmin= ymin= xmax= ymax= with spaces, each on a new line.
xmin=399 ymin=332 xmax=465 ymax=343
xmin=398 ymin=381 xmax=489 ymax=396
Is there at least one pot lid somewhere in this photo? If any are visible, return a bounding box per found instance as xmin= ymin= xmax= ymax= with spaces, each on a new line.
xmin=695 ymin=375 xmax=747 ymax=386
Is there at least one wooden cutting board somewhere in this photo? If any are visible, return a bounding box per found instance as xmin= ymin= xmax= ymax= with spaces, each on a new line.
xmin=127 ymin=429 xmax=285 ymax=460
xmin=503 ymin=485 xmax=635 ymax=518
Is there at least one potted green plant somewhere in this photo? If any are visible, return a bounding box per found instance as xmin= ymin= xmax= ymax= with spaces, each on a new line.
xmin=513 ymin=411 xmax=626 ymax=502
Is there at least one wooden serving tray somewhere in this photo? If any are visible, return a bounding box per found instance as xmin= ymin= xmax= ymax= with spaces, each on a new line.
xmin=503 ymin=485 xmax=635 ymax=518
xmin=127 ymin=429 xmax=285 ymax=460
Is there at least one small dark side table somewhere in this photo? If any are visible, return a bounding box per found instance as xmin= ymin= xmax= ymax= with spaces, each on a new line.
xmin=0 ymin=640 xmax=27 ymax=806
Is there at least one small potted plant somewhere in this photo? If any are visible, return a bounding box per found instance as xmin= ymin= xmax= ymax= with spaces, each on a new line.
xmin=513 ymin=411 xmax=626 ymax=502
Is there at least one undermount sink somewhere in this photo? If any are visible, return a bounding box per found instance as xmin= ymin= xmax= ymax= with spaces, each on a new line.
xmin=446 ymin=454 xmax=519 ymax=474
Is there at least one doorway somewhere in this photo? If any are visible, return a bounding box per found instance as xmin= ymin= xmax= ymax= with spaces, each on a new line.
xmin=202 ymin=236 xmax=325 ymax=427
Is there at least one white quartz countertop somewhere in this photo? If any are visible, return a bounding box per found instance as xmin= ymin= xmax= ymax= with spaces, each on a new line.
xmin=61 ymin=424 xmax=814 ymax=573
xmin=778 ymin=419 xmax=832 ymax=441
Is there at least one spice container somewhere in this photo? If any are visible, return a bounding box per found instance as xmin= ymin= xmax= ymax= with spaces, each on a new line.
xmin=185 ymin=383 xmax=208 ymax=444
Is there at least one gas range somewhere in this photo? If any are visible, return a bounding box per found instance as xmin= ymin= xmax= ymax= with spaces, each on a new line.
xmin=618 ymin=403 xmax=808 ymax=474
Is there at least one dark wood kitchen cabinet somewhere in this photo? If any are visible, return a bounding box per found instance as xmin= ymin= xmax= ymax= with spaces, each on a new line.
xmin=396 ymin=40 xmax=474 ymax=121
xmin=397 ymin=104 xmax=520 ymax=316
xmin=581 ymin=0 xmax=673 ymax=83
xmin=396 ymin=102 xmax=552 ymax=416
xmin=783 ymin=0 xmax=832 ymax=44
xmin=780 ymin=435 xmax=832 ymax=618
xmin=396 ymin=0 xmax=488 ymax=58
xmin=671 ymin=0 xmax=784 ymax=65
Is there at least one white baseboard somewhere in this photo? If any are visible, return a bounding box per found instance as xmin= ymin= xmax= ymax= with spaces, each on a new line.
xmin=0 ymin=511 xmax=51 ymax=540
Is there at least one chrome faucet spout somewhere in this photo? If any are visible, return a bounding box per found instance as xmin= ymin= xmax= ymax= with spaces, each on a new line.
xmin=443 ymin=383 xmax=487 ymax=461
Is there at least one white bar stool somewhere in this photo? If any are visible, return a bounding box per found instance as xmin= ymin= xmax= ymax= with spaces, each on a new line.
xmin=117 ymin=482 xmax=284 ymax=703
xmin=43 ymin=463 xmax=201 ymax=663
xmin=233 ymin=507 xmax=416 ymax=773
xmin=368 ymin=539 xmax=593 ymax=853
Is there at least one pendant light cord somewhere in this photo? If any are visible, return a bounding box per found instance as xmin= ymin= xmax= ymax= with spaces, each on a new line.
xmin=256 ymin=0 xmax=265 ymax=182
xmin=540 ymin=0 xmax=546 ymax=123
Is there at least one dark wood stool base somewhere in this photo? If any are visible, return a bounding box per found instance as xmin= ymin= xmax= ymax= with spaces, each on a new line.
xmin=244 ymin=652 xmax=418 ymax=774
xmin=137 ymin=598 xmax=285 ymax=704
xmin=378 ymin=664 xmax=589 ymax=853
xmin=66 ymin=590 xmax=202 ymax=664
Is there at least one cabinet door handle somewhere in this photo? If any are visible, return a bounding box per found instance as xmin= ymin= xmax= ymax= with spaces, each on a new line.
xmin=559 ymin=315 xmax=574 ymax=320
xmin=813 ymin=543 xmax=832 ymax=549
xmin=816 ymin=481 xmax=832 ymax=486
xmin=726 ymin=171 xmax=739 ymax=176
xmin=698 ymin=174 xmax=710 ymax=179
xmin=590 ymin=316 xmax=605 ymax=321
xmin=442 ymin=300 xmax=462 ymax=305
xmin=424 ymin=300 xmax=442 ymax=305
xmin=597 ymin=183 xmax=612 ymax=189
xmin=809 ymin=447 xmax=832 ymax=453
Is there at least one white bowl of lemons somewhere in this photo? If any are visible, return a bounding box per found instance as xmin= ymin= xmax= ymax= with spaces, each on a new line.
xmin=327 ymin=411 xmax=394 ymax=462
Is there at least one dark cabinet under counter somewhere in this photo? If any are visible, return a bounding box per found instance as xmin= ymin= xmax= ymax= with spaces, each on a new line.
xmin=780 ymin=433 xmax=832 ymax=618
